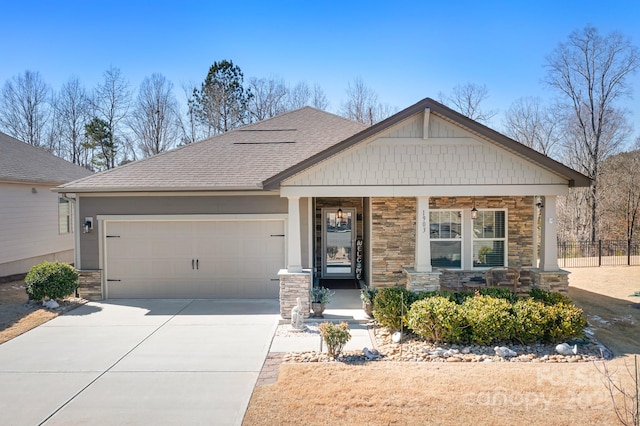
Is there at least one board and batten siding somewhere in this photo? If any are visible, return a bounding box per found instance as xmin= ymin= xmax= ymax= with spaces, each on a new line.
xmin=78 ymin=194 xmax=313 ymax=270
xmin=0 ymin=182 xmax=74 ymax=277
xmin=283 ymin=114 xmax=567 ymax=188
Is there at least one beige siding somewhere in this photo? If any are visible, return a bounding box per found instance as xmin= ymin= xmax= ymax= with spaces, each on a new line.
xmin=284 ymin=114 xmax=567 ymax=187
xmin=79 ymin=195 xmax=288 ymax=269
xmin=0 ymin=182 xmax=75 ymax=276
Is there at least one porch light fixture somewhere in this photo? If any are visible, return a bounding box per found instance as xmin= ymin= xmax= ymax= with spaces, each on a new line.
xmin=471 ymin=198 xmax=478 ymax=220
xmin=536 ymin=197 xmax=544 ymax=209
xmin=337 ymin=208 xmax=343 ymax=219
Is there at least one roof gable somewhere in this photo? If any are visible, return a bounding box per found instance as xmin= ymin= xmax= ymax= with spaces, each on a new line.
xmin=0 ymin=132 xmax=93 ymax=184
xmin=282 ymin=113 xmax=568 ymax=188
xmin=264 ymin=98 xmax=591 ymax=189
xmin=58 ymin=107 xmax=367 ymax=192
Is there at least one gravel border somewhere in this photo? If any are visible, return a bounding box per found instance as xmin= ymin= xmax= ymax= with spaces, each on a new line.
xmin=281 ymin=321 xmax=610 ymax=364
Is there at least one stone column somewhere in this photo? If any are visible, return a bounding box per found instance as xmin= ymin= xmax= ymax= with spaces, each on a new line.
xmin=287 ymin=196 xmax=302 ymax=273
xmin=540 ymin=195 xmax=559 ymax=271
xmin=278 ymin=269 xmax=311 ymax=319
xmin=415 ymin=196 xmax=432 ymax=272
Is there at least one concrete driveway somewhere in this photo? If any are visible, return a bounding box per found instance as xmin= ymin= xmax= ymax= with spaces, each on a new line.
xmin=0 ymin=299 xmax=279 ymax=425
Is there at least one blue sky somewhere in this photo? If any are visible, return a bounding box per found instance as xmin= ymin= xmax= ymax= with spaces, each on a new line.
xmin=2 ymin=0 xmax=640 ymax=142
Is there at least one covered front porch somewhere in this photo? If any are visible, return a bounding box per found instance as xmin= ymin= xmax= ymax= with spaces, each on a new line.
xmin=271 ymin=100 xmax=588 ymax=319
xmin=278 ymin=193 xmax=566 ymax=319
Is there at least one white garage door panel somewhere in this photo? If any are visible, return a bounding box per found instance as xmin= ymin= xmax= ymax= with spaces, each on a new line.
xmin=105 ymin=220 xmax=284 ymax=299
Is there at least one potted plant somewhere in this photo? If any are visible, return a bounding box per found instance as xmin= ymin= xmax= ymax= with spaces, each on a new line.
xmin=310 ymin=286 xmax=333 ymax=318
xmin=360 ymin=285 xmax=377 ymax=318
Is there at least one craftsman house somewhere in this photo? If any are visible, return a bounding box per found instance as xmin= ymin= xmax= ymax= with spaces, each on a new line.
xmin=55 ymin=98 xmax=590 ymax=317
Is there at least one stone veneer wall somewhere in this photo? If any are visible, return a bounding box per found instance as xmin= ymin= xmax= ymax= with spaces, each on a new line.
xmin=371 ymin=196 xmax=534 ymax=289
xmin=529 ymin=269 xmax=570 ymax=294
xmin=77 ymin=269 xmax=102 ymax=300
xmin=403 ymin=268 xmax=441 ymax=292
xmin=371 ymin=197 xmax=416 ymax=288
xmin=278 ymin=269 xmax=311 ymax=319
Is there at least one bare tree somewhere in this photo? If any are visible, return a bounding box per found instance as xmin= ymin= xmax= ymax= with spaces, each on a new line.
xmin=128 ymin=73 xmax=179 ymax=157
xmin=93 ymin=66 xmax=132 ymax=168
xmin=339 ymin=77 xmax=394 ymax=125
xmin=503 ymin=97 xmax=561 ymax=157
xmin=0 ymin=70 xmax=51 ymax=146
xmin=54 ymin=77 xmax=92 ymax=166
xmin=594 ymin=356 xmax=639 ymax=426
xmin=284 ymin=81 xmax=329 ymax=111
xmin=439 ymin=83 xmax=497 ymax=123
xmin=287 ymin=81 xmax=310 ymax=110
xmin=247 ymin=76 xmax=288 ymax=121
xmin=546 ymin=26 xmax=640 ymax=241
xmin=310 ymin=84 xmax=329 ymax=110
xmin=175 ymin=82 xmax=203 ymax=145
xmin=600 ymin=144 xmax=640 ymax=241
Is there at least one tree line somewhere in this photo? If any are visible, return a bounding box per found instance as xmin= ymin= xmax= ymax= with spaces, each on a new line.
xmin=0 ymin=60 xmax=394 ymax=171
xmin=1 ymin=26 xmax=639 ymax=243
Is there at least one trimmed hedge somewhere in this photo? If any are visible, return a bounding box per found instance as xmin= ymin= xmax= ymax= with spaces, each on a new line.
xmin=372 ymin=287 xmax=416 ymax=331
xmin=511 ymin=299 xmax=548 ymax=344
xmin=25 ymin=261 xmax=79 ymax=301
xmin=407 ymin=297 xmax=466 ymax=343
xmin=375 ymin=287 xmax=586 ymax=345
xmin=462 ymin=295 xmax=513 ymax=345
xmin=544 ymin=302 xmax=588 ymax=341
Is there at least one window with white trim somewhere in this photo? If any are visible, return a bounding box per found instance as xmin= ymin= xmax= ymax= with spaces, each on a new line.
xmin=430 ymin=210 xmax=462 ymax=269
xmin=472 ymin=210 xmax=506 ymax=267
xmin=58 ymin=198 xmax=71 ymax=234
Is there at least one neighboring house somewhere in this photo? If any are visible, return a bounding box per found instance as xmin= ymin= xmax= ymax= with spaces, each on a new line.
xmin=56 ymin=98 xmax=590 ymax=318
xmin=0 ymin=132 xmax=93 ymax=279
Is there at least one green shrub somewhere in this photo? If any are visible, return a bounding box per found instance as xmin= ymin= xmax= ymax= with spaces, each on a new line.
xmin=25 ymin=261 xmax=79 ymax=301
xmin=407 ymin=297 xmax=466 ymax=343
xmin=462 ymin=295 xmax=513 ymax=345
xmin=479 ymin=287 xmax=519 ymax=303
xmin=318 ymin=322 xmax=351 ymax=358
xmin=372 ymin=287 xmax=414 ymax=330
xmin=528 ymin=288 xmax=572 ymax=305
xmin=511 ymin=299 xmax=547 ymax=344
xmin=544 ymin=303 xmax=587 ymax=342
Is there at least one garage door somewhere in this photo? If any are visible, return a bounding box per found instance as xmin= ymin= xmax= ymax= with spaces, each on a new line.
xmin=105 ymin=220 xmax=285 ymax=299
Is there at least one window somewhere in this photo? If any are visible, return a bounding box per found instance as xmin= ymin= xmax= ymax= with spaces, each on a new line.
xmin=472 ymin=210 xmax=506 ymax=267
xmin=430 ymin=210 xmax=462 ymax=268
xmin=58 ymin=198 xmax=71 ymax=234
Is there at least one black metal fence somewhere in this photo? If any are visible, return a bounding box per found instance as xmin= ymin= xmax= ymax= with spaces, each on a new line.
xmin=558 ymin=240 xmax=640 ymax=267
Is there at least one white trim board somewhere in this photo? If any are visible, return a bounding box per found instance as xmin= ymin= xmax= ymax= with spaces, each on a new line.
xmin=280 ymin=185 xmax=569 ymax=198
xmin=96 ymin=214 xmax=288 ymax=222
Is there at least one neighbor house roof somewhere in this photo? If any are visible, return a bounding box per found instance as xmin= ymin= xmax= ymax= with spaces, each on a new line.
xmin=263 ymin=98 xmax=591 ymax=189
xmin=0 ymin=132 xmax=93 ymax=185
xmin=57 ymin=107 xmax=367 ymax=192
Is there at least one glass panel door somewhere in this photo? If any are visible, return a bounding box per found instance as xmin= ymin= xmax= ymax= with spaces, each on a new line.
xmin=322 ymin=208 xmax=355 ymax=277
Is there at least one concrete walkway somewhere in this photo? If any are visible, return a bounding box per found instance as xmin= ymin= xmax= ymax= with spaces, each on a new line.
xmin=0 ymin=299 xmax=279 ymax=426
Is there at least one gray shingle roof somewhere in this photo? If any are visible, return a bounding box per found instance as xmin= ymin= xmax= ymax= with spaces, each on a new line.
xmin=57 ymin=107 xmax=367 ymax=192
xmin=0 ymin=132 xmax=93 ymax=184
